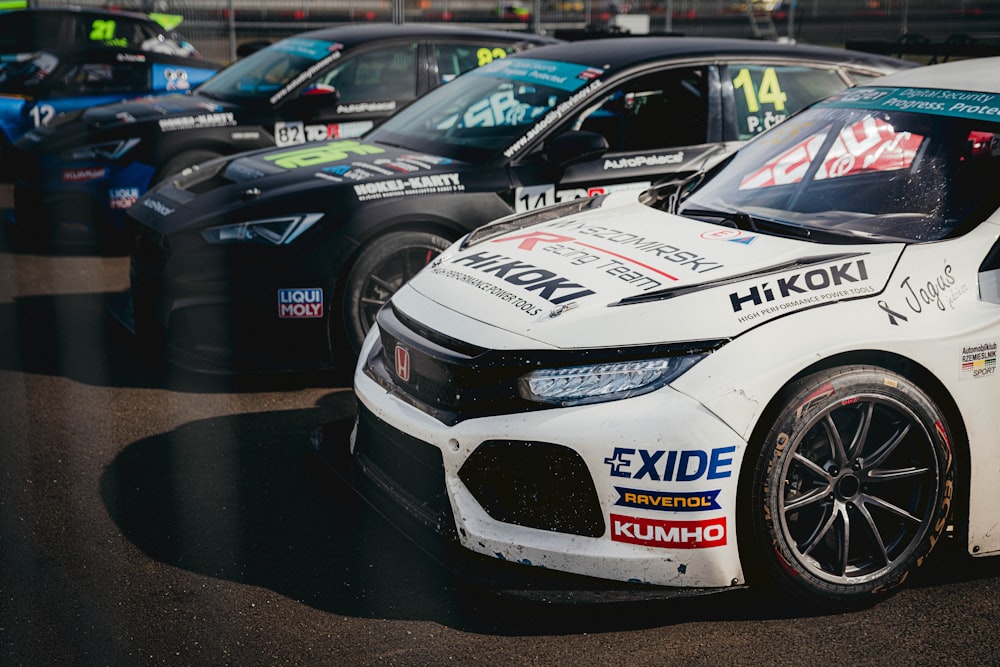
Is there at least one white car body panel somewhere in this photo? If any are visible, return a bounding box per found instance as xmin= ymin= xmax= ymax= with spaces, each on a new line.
xmin=352 ymin=59 xmax=1000 ymax=594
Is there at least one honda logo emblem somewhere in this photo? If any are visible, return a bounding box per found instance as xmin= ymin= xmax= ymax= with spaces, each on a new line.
xmin=394 ymin=343 xmax=411 ymax=382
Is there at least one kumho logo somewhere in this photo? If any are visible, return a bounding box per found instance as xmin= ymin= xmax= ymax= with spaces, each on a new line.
xmin=610 ymin=514 xmax=727 ymax=549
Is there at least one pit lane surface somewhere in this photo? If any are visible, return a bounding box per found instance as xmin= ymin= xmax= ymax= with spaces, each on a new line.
xmin=3 ymin=238 xmax=1000 ymax=666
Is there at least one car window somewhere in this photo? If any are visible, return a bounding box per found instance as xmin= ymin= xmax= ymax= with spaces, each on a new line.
xmin=52 ymin=59 xmax=150 ymax=97
xmin=571 ymin=67 xmax=709 ymax=151
xmin=199 ymin=37 xmax=344 ymax=102
xmin=727 ymin=64 xmax=848 ymax=140
xmin=319 ymin=43 xmax=418 ymax=103
xmin=368 ymin=56 xmax=604 ymax=163
xmin=680 ymin=89 xmax=1000 ymax=242
xmin=433 ymin=42 xmax=513 ymax=83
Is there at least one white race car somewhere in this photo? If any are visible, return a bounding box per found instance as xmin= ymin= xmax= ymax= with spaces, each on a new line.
xmin=337 ymin=57 xmax=1000 ymax=608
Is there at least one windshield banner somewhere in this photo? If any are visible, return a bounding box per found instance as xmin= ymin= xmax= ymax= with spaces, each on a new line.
xmin=823 ymin=87 xmax=1000 ymax=123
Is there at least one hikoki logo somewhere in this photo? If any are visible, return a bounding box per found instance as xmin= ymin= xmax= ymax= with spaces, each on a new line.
xmin=610 ymin=514 xmax=727 ymax=549
xmin=278 ymin=288 xmax=323 ymax=318
xmin=62 ymin=167 xmax=107 ymax=183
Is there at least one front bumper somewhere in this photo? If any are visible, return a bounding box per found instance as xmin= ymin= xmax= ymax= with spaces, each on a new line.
xmin=314 ymin=411 xmax=748 ymax=602
xmin=12 ymin=151 xmax=155 ymax=242
xmin=346 ymin=325 xmax=751 ymax=596
xmin=127 ymin=223 xmax=338 ymax=374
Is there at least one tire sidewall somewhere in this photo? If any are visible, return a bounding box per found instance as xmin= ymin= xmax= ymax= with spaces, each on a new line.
xmin=750 ymin=365 xmax=955 ymax=606
xmin=340 ymin=229 xmax=452 ymax=357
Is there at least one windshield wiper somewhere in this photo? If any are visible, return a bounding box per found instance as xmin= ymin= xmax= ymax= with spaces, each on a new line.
xmin=680 ymin=207 xmax=761 ymax=232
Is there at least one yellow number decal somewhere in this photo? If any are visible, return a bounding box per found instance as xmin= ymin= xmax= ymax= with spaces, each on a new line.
xmin=476 ymin=47 xmax=509 ymax=67
xmin=757 ymin=67 xmax=787 ymax=111
xmin=733 ymin=67 xmax=787 ymax=112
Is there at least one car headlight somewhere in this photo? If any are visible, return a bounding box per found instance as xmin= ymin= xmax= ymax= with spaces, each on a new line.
xmin=201 ymin=213 xmax=323 ymax=245
xmin=62 ymin=138 xmax=140 ymax=161
xmin=518 ymin=355 xmax=704 ymax=407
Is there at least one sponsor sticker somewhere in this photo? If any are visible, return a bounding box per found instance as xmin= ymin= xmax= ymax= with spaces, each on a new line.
xmin=158 ymin=112 xmax=236 ymax=133
xmin=353 ymin=173 xmax=465 ymax=201
xmin=62 ymin=167 xmax=107 ymax=183
xmin=610 ymin=514 xmax=727 ymax=549
xmin=604 ymin=446 xmax=735 ymax=482
xmin=263 ymin=140 xmax=384 ymax=169
xmin=961 ymin=341 xmax=997 ymax=379
xmin=108 ymin=187 xmax=139 ymax=210
xmin=613 ymin=487 xmax=722 ymax=512
xmin=278 ymin=288 xmax=323 ymax=318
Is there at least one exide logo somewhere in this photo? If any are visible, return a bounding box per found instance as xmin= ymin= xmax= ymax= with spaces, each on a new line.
xmin=394 ymin=344 xmax=410 ymax=381
xmin=277 ymin=288 xmax=323 ymax=318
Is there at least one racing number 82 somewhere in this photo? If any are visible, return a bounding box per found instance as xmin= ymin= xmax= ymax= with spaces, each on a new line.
xmin=477 ymin=47 xmax=509 ymax=67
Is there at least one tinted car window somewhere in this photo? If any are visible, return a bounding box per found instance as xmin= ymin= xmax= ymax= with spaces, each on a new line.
xmin=727 ymin=64 xmax=849 ymax=140
xmin=319 ymin=43 xmax=418 ymax=103
xmin=433 ymin=42 xmax=512 ymax=82
xmin=575 ymin=67 xmax=709 ymax=151
xmin=58 ymin=60 xmax=150 ymax=97
xmin=197 ymin=37 xmax=343 ymax=101
xmin=680 ymin=92 xmax=1000 ymax=242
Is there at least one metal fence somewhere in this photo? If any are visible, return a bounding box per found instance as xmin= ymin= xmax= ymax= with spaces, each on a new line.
xmin=28 ymin=0 xmax=1000 ymax=64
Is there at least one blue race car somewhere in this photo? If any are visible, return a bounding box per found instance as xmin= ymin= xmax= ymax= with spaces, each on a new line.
xmin=0 ymin=47 xmax=219 ymax=166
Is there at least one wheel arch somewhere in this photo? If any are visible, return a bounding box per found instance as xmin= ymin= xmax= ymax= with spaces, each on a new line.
xmin=330 ymin=191 xmax=514 ymax=306
xmin=736 ymin=348 xmax=971 ymax=575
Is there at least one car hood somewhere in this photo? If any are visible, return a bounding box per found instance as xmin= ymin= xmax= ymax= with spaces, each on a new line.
xmin=71 ymin=92 xmax=237 ymax=131
xmin=135 ymin=139 xmax=471 ymax=232
xmin=401 ymin=193 xmax=906 ymax=348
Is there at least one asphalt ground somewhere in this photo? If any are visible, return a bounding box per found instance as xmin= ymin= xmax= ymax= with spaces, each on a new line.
xmin=4 ymin=231 xmax=1000 ymax=666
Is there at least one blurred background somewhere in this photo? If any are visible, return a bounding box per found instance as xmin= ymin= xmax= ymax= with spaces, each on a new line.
xmin=19 ymin=0 xmax=1000 ymax=65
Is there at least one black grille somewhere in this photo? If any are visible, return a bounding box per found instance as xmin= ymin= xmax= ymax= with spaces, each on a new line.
xmin=132 ymin=223 xmax=171 ymax=272
xmin=355 ymin=403 xmax=454 ymax=538
xmin=365 ymin=302 xmax=727 ymax=426
xmin=459 ymin=440 xmax=605 ymax=537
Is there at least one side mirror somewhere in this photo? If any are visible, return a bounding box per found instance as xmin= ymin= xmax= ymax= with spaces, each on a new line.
xmin=544 ymin=130 xmax=609 ymax=169
xmin=287 ymin=85 xmax=341 ymax=118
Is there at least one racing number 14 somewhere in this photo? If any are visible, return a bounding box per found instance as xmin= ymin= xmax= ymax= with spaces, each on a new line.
xmin=732 ymin=67 xmax=787 ymax=113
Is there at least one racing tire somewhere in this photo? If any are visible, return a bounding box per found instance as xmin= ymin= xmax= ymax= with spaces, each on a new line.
xmin=341 ymin=230 xmax=453 ymax=356
xmin=154 ymin=149 xmax=222 ymax=184
xmin=746 ymin=365 xmax=955 ymax=608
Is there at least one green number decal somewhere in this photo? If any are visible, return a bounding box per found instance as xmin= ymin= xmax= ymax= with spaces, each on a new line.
xmin=89 ymin=19 xmax=117 ymax=42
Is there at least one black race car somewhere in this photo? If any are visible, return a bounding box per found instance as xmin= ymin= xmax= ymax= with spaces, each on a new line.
xmin=0 ymin=6 xmax=199 ymax=62
xmin=10 ymin=24 xmax=557 ymax=246
xmin=116 ymin=37 xmax=912 ymax=374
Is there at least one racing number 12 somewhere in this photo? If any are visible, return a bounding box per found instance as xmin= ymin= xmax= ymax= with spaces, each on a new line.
xmin=733 ymin=67 xmax=787 ymax=112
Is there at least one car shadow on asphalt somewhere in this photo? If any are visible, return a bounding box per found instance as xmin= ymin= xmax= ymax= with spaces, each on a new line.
xmin=99 ymin=401 xmax=1000 ymax=634
xmin=0 ymin=291 xmax=348 ymax=392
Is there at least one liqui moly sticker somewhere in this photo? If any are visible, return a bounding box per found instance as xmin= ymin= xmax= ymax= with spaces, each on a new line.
xmin=278 ymin=288 xmax=323 ymax=318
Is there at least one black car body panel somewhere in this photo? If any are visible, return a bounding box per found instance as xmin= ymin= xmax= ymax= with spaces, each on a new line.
xmin=10 ymin=24 xmax=559 ymax=243
xmin=117 ymin=36 xmax=913 ymax=374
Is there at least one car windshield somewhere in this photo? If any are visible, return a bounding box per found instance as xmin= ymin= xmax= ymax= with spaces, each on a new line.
xmin=0 ymin=52 xmax=59 ymax=94
xmin=367 ymin=56 xmax=605 ymax=163
xmin=196 ymin=37 xmax=343 ymax=102
xmin=677 ymin=86 xmax=1000 ymax=243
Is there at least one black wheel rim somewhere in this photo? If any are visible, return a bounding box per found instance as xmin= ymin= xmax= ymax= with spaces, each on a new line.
xmin=357 ymin=244 xmax=441 ymax=335
xmin=776 ymin=392 xmax=942 ymax=585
